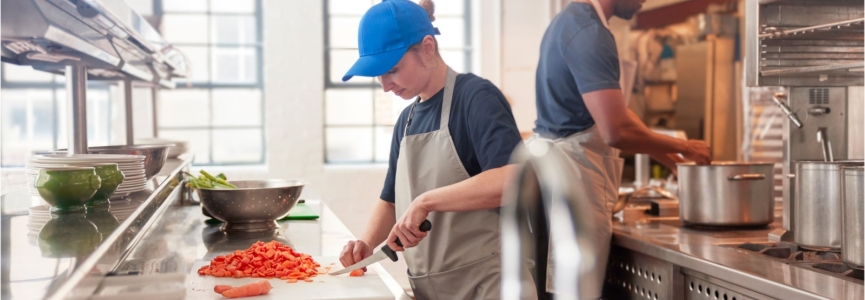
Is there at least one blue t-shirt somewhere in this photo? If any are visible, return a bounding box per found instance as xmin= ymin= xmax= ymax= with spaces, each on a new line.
xmin=380 ymin=73 xmax=522 ymax=203
xmin=534 ymin=2 xmax=621 ymax=139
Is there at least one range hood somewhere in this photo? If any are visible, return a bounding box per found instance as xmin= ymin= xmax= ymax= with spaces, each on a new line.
xmin=1 ymin=0 xmax=187 ymax=88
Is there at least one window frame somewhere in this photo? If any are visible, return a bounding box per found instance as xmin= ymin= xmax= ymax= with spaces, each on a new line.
xmin=322 ymin=0 xmax=473 ymax=164
xmin=0 ymin=65 xmax=114 ymax=168
xmin=154 ymin=0 xmax=267 ymax=167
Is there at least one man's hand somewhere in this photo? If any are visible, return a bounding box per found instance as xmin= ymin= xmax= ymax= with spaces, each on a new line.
xmin=387 ymin=196 xmax=431 ymax=251
xmin=339 ymin=240 xmax=373 ymax=272
xmin=682 ymin=140 xmax=711 ymax=165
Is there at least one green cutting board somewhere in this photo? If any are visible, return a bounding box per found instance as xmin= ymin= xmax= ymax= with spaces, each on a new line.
xmin=279 ymin=201 xmax=319 ymax=220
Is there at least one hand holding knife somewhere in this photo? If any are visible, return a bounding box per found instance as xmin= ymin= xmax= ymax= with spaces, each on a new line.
xmin=329 ymin=220 xmax=432 ymax=276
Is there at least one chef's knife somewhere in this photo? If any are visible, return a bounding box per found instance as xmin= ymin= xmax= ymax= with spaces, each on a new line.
xmin=329 ymin=220 xmax=432 ymax=275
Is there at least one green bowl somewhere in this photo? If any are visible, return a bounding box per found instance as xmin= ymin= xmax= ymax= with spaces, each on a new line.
xmin=85 ymin=205 xmax=120 ymax=240
xmin=86 ymin=164 xmax=125 ymax=206
xmin=37 ymin=211 xmax=101 ymax=258
xmin=35 ymin=167 xmax=102 ymax=213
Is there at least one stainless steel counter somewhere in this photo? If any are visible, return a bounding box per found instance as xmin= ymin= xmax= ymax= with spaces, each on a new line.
xmin=1 ymin=157 xmax=407 ymax=299
xmin=1 ymin=157 xmax=193 ymax=300
xmin=609 ymin=214 xmax=863 ymax=300
xmin=107 ymin=198 xmax=408 ymax=299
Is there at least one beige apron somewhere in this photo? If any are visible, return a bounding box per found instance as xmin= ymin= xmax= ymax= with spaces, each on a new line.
xmin=531 ymin=1 xmax=624 ymax=298
xmin=394 ymin=67 xmax=536 ymax=300
xmin=527 ymin=125 xmax=622 ymax=299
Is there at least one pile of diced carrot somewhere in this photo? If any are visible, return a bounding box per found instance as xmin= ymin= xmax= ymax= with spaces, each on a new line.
xmin=198 ymin=241 xmax=322 ymax=282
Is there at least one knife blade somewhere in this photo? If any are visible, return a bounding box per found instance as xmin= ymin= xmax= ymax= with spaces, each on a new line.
xmin=329 ymin=220 xmax=432 ymax=275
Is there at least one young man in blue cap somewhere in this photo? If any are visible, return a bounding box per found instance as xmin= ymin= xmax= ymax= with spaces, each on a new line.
xmin=338 ymin=0 xmax=536 ymax=299
xmin=531 ymin=0 xmax=711 ymax=299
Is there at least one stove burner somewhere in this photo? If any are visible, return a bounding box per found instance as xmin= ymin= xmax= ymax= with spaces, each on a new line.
xmin=683 ymin=223 xmax=770 ymax=231
xmin=812 ymin=263 xmax=864 ymax=280
xmin=734 ymin=242 xmax=840 ymax=261
xmin=723 ymin=242 xmax=863 ymax=284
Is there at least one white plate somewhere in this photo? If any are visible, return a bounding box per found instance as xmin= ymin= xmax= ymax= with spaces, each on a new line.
xmin=123 ymin=171 xmax=146 ymax=178
xmin=121 ymin=179 xmax=146 ymax=183
xmin=26 ymin=162 xmax=144 ymax=169
xmin=116 ymin=186 xmax=145 ymax=191
xmin=31 ymin=154 xmax=145 ymax=162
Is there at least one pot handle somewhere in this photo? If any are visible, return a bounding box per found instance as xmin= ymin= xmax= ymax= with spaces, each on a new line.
xmin=728 ymin=174 xmax=765 ymax=181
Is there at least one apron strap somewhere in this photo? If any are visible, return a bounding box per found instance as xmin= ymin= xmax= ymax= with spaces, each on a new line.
xmin=440 ymin=67 xmax=458 ymax=129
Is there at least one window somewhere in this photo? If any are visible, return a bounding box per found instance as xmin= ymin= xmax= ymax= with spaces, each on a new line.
xmin=0 ymin=64 xmax=115 ymax=167
xmin=156 ymin=0 xmax=264 ymax=165
xmin=323 ymin=0 xmax=472 ymax=163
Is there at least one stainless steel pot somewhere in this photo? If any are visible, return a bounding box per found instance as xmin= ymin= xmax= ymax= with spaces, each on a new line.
xmin=794 ymin=160 xmax=864 ymax=251
xmin=678 ymin=162 xmax=775 ymax=227
xmin=842 ymin=166 xmax=863 ymax=269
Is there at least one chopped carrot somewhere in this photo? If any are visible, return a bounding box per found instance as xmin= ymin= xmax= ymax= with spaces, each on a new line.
xmin=288 ymin=279 xmax=298 ymax=283
xmin=198 ymin=241 xmax=321 ymax=283
xmin=303 ymin=278 xmax=313 ymax=282
xmin=214 ymin=285 xmax=232 ymax=293
xmin=349 ymin=269 xmax=365 ymax=277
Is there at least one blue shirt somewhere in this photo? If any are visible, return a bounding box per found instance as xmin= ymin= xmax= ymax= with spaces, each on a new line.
xmin=380 ymin=73 xmax=522 ymax=203
xmin=534 ymin=2 xmax=621 ymax=139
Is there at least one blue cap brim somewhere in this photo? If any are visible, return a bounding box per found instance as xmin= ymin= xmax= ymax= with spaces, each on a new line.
xmin=341 ymin=46 xmax=409 ymax=82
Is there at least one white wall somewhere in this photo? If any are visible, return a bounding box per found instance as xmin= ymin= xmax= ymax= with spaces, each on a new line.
xmin=498 ymin=0 xmax=551 ymax=133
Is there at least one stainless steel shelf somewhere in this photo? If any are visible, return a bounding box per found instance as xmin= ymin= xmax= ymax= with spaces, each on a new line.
xmin=0 ymin=156 xmax=194 ymax=300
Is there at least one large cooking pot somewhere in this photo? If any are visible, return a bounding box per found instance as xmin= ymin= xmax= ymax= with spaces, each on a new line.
xmin=842 ymin=166 xmax=863 ymax=269
xmin=677 ymin=162 xmax=775 ymax=227
xmin=794 ymin=160 xmax=864 ymax=251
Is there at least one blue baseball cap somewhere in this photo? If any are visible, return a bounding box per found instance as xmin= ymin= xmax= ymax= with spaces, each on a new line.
xmin=341 ymin=0 xmax=439 ymax=82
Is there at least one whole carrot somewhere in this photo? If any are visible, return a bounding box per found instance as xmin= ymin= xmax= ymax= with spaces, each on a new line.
xmin=214 ymin=285 xmax=232 ymax=293
xmin=221 ymin=280 xmax=271 ymax=298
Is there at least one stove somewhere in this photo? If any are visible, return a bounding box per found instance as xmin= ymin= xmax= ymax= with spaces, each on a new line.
xmin=722 ymin=242 xmax=863 ymax=283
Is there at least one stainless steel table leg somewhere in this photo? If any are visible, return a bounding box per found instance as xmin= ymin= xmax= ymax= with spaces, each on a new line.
xmin=125 ymin=80 xmax=134 ymax=146
xmin=67 ymin=65 xmax=88 ymax=154
xmin=152 ymin=87 xmax=159 ymax=138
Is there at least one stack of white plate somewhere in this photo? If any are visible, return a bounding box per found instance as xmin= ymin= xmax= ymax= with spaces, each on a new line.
xmin=26 ymin=199 xmax=144 ymax=246
xmin=26 ymin=154 xmax=148 ymax=200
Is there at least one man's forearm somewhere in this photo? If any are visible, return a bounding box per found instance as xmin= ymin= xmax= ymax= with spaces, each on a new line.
xmin=615 ymin=110 xmax=689 ymax=155
xmin=360 ymin=200 xmax=397 ymax=246
xmin=416 ymin=164 xmax=517 ymax=212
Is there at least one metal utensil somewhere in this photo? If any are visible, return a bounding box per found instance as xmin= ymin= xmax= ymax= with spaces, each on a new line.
xmin=817 ymin=127 xmax=834 ymax=162
xmin=329 ymin=220 xmax=432 ymax=275
xmin=677 ymin=162 xmax=775 ymax=227
xmin=772 ymin=93 xmax=803 ymax=128
xmin=198 ymin=180 xmax=304 ymax=232
xmin=841 ymin=166 xmax=863 ymax=269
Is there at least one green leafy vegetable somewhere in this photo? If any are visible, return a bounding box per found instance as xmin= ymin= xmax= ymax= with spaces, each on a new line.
xmin=185 ymin=170 xmax=237 ymax=189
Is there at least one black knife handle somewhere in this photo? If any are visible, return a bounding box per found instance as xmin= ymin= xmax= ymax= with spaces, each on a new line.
xmin=382 ymin=220 xmax=432 ymax=262
xmin=395 ymin=219 xmax=432 ymax=247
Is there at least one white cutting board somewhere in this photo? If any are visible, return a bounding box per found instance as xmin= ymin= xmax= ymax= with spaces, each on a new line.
xmin=186 ymin=256 xmax=393 ymax=300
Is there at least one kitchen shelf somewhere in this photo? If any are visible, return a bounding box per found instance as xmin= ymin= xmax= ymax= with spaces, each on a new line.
xmin=760 ymin=17 xmax=864 ymax=40
xmin=760 ymin=61 xmax=865 ymax=76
